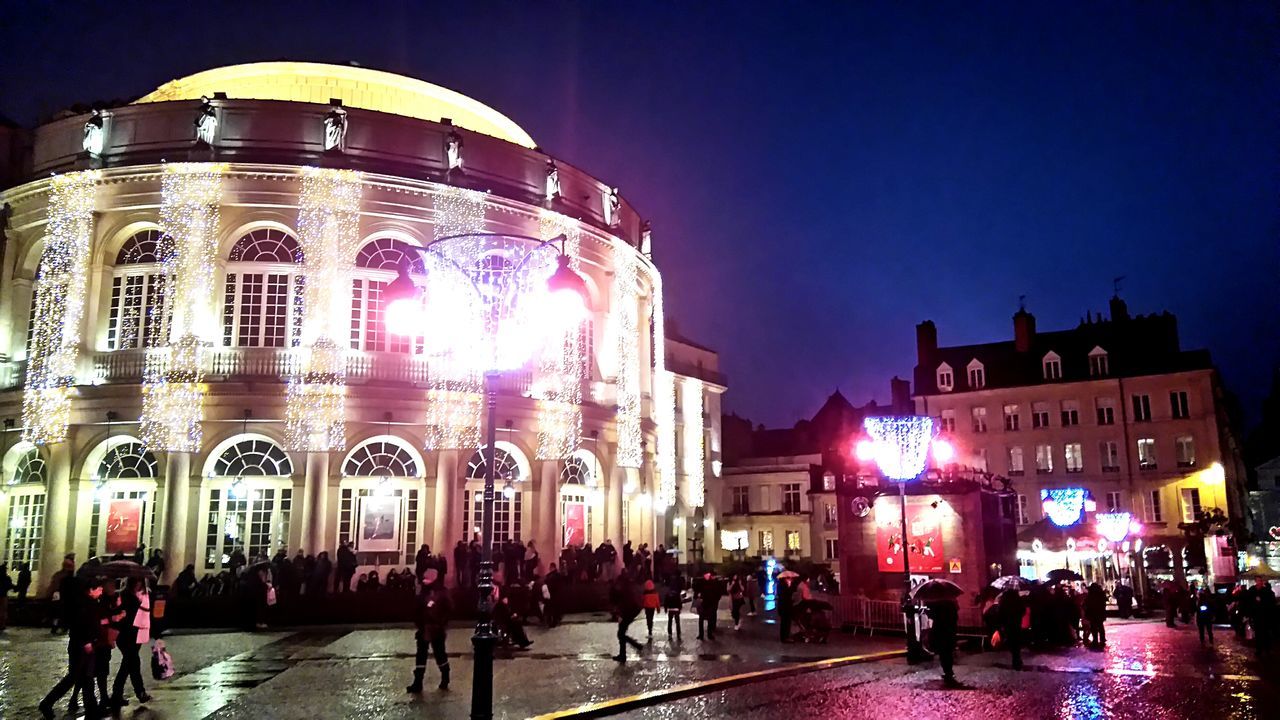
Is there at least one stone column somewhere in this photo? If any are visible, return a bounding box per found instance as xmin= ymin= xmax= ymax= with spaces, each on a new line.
xmin=539 ymin=460 xmax=559 ymax=574
xmin=607 ymin=464 xmax=625 ymax=553
xmin=38 ymin=441 xmax=73 ymax=588
xmin=302 ymin=452 xmax=329 ymax=555
xmin=159 ymin=451 xmax=191 ymax=583
xmin=432 ymin=450 xmax=458 ymax=553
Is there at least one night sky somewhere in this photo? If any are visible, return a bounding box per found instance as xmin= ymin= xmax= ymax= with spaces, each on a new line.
xmin=2 ymin=2 xmax=1276 ymax=428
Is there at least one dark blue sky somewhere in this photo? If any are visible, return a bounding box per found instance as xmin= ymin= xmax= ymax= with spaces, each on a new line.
xmin=3 ymin=2 xmax=1276 ymax=427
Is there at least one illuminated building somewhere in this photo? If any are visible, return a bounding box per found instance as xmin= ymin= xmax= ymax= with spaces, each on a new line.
xmin=912 ymin=296 xmax=1247 ymax=588
xmin=0 ymin=62 xmax=721 ymax=587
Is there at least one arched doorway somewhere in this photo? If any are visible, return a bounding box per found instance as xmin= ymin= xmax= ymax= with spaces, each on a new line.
xmin=338 ymin=437 xmax=425 ymax=566
xmin=198 ymin=435 xmax=295 ymax=570
xmin=463 ymin=445 xmax=527 ymax=544
xmin=83 ymin=438 xmax=159 ymax=559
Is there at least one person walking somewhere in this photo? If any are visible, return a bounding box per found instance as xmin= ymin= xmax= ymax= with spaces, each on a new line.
xmin=1196 ymin=588 xmax=1216 ymax=646
xmin=693 ymin=571 xmax=724 ymax=641
xmin=728 ymin=575 xmax=746 ymax=630
xmin=110 ymin=577 xmax=153 ymax=709
xmin=1113 ymin=582 xmax=1134 ymax=619
xmin=926 ymin=598 xmax=960 ymax=686
xmin=1163 ymin=580 xmax=1179 ymax=628
xmin=40 ymin=578 xmax=105 ymax=719
xmin=94 ymin=580 xmax=124 ymax=703
xmin=0 ymin=563 xmax=12 ymax=632
xmin=641 ymin=578 xmax=660 ymax=638
xmin=610 ymin=572 xmax=644 ymax=662
xmin=1245 ymin=578 xmax=1276 ymax=659
xmin=777 ymin=575 xmax=797 ymax=643
xmin=664 ymin=575 xmax=685 ymax=640
xmin=542 ymin=563 xmax=563 ymax=627
xmin=998 ymin=588 xmax=1026 ymax=670
xmin=1083 ymin=583 xmax=1107 ymax=647
xmin=406 ymin=569 xmax=451 ymax=693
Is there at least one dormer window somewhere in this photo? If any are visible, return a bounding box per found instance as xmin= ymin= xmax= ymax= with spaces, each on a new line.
xmin=1042 ymin=351 xmax=1062 ymax=381
xmin=1088 ymin=346 xmax=1108 ymax=377
xmin=936 ymin=363 xmax=954 ymax=392
xmin=967 ymin=359 xmax=985 ymax=389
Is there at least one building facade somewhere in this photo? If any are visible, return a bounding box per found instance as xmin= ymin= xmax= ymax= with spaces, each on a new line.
xmin=913 ymin=297 xmax=1247 ymax=588
xmin=0 ymin=62 xmax=722 ymax=590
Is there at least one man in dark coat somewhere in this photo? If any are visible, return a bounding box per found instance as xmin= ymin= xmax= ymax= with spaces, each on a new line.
xmin=453 ymin=541 xmax=468 ymax=588
xmin=999 ymin=588 xmax=1026 ymax=670
xmin=336 ymin=542 xmax=358 ymax=593
xmin=926 ymin=599 xmax=960 ymax=686
xmin=406 ymin=569 xmax=451 ymax=692
xmin=40 ymin=577 xmax=105 ymax=718
xmin=414 ymin=544 xmax=433 ymax=580
xmin=693 ymin=572 xmax=725 ymax=641
xmin=610 ymin=571 xmax=644 ymax=662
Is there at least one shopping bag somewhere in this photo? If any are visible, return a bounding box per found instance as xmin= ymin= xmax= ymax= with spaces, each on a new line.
xmin=991 ymin=630 xmax=1003 ymax=649
xmin=266 ymin=586 xmax=278 ymax=606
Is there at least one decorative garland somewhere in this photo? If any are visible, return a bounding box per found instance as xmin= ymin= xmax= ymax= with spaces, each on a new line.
xmin=681 ymin=376 xmax=705 ymax=508
xmin=612 ymin=244 xmax=642 ymax=468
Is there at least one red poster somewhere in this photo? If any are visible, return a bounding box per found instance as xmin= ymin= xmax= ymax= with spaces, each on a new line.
xmin=875 ymin=499 xmax=945 ymax=574
xmin=563 ymin=502 xmax=586 ymax=548
xmin=104 ymin=499 xmax=144 ymax=554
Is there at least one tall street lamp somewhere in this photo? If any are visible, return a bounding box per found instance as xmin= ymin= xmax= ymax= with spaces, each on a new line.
xmin=384 ymin=232 xmax=588 ymax=720
xmin=855 ymin=415 xmax=953 ymax=664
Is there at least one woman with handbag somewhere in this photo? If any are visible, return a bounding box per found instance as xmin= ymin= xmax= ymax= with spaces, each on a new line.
xmin=111 ymin=577 xmax=153 ymax=709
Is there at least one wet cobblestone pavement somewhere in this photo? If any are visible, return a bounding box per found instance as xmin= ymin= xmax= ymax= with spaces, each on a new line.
xmin=624 ymin=619 xmax=1280 ymax=720
xmin=0 ymin=611 xmax=896 ymax=719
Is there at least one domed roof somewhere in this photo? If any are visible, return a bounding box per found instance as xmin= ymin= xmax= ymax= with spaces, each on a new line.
xmin=134 ymin=61 xmax=536 ymax=148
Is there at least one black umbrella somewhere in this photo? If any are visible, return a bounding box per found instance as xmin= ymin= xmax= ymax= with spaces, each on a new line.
xmin=991 ymin=575 xmax=1031 ymax=591
xmin=77 ymin=559 xmax=155 ymax=582
xmin=1046 ymin=568 xmax=1083 ymax=583
xmin=910 ymin=579 xmax=965 ymax=602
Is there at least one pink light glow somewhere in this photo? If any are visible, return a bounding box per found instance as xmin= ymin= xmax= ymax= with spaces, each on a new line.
xmin=931 ymin=438 xmax=955 ymax=464
xmin=854 ymin=439 xmax=876 ymax=462
xmin=545 ymin=286 xmax=587 ymax=326
xmin=385 ymin=297 xmax=424 ymax=336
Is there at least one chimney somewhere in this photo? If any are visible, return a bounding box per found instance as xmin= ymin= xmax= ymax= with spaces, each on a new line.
xmin=916 ymin=321 xmax=937 ymax=365
xmin=1110 ymin=295 xmax=1129 ymax=322
xmin=1013 ymin=309 xmax=1036 ymax=352
xmin=890 ymin=376 xmax=912 ymax=414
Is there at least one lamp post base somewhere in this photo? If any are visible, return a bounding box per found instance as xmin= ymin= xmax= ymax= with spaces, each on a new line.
xmin=470 ymin=631 xmax=497 ymax=719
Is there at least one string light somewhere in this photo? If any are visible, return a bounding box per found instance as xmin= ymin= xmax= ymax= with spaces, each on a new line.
xmin=648 ymin=267 xmax=677 ymax=509
xmin=534 ymin=210 xmax=583 ymax=460
xmin=1041 ymin=487 xmax=1087 ymax=527
xmin=23 ymin=170 xmax=99 ymax=444
xmin=862 ymin=416 xmax=936 ymax=481
xmin=1095 ymin=512 xmax=1132 ymax=543
xmin=285 ymin=168 xmax=362 ymax=452
xmin=140 ymin=163 xmax=223 ymax=452
xmin=612 ymin=245 xmax=642 ymax=468
xmin=681 ymin=376 xmax=705 ymax=508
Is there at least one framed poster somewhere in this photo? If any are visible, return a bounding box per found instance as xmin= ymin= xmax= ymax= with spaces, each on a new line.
xmin=875 ymin=499 xmax=945 ymax=574
xmin=104 ymin=499 xmax=144 ymax=554
xmin=563 ymin=502 xmax=586 ymax=548
xmin=357 ymin=496 xmax=402 ymax=553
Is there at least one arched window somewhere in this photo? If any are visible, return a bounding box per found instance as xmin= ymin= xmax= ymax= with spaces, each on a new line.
xmin=96 ymin=442 xmax=159 ymax=479
xmin=350 ymin=237 xmax=425 ymax=354
xmin=212 ymin=437 xmax=293 ymax=476
xmin=107 ymin=230 xmax=169 ymax=350
xmin=8 ymin=446 xmax=46 ymax=486
xmin=342 ymin=440 xmax=421 ymax=477
xmin=560 ymin=455 xmax=593 ymax=485
xmin=221 ymin=228 xmax=304 ymax=348
xmin=466 ymin=447 xmax=523 ymax=482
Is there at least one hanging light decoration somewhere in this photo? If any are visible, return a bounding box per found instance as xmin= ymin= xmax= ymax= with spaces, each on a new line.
xmin=861 ymin=416 xmax=937 ymax=482
xmin=534 ymin=210 xmax=584 ymax=460
xmin=140 ymin=163 xmax=223 ymax=452
xmin=1041 ymin=487 xmax=1087 ymax=527
xmin=648 ymin=268 xmax=677 ymax=509
xmin=681 ymin=376 xmax=705 ymax=508
xmin=611 ymin=244 xmax=642 ymax=468
xmin=285 ymin=167 xmax=362 ymax=452
xmin=23 ymin=170 xmax=99 ymax=444
xmin=1095 ymin=511 xmax=1133 ymax=543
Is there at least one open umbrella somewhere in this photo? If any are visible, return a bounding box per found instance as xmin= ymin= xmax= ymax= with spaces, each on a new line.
xmin=1240 ymin=564 xmax=1280 ymax=579
xmin=910 ymin=579 xmax=964 ymax=602
xmin=77 ymin=559 xmax=155 ymax=582
xmin=991 ymin=576 xmax=1031 ymax=591
xmin=776 ymin=570 xmax=800 ymax=580
xmin=1045 ymin=568 xmax=1083 ymax=583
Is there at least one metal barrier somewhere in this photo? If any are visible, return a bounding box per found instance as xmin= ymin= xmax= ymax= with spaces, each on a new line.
xmin=822 ymin=593 xmax=987 ymax=635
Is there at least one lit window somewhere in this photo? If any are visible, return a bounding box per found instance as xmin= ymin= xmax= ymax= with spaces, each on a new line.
xmin=1007 ymin=446 xmax=1024 ymax=475
xmin=822 ymin=474 xmax=836 ymax=491
xmin=1035 ymin=444 xmax=1053 ymax=473
xmin=1015 ymin=494 xmax=1029 ymax=525
xmin=759 ymin=530 xmax=774 ymax=554
xmin=1145 ymin=490 xmax=1163 ymax=523
xmin=937 ymin=363 xmax=954 ymax=392
xmin=1003 ymin=404 xmax=1020 ymax=431
xmin=824 ymin=503 xmax=838 ymax=525
xmin=785 ymin=530 xmax=801 ymax=553
xmin=971 ymin=407 xmax=988 ymax=433
xmin=1137 ymin=438 xmax=1156 ymax=470
xmin=975 ymin=448 xmax=989 ymax=472
xmin=1064 ymin=443 xmax=1083 ymax=473
xmin=1106 ymin=491 xmax=1122 ymax=512
xmin=939 ymin=409 xmax=956 ymax=433
xmin=1175 ymin=436 xmax=1196 ymax=467
xmin=349 ymin=237 xmax=426 ymax=354
xmin=1180 ymin=488 xmax=1202 ymax=523
xmin=1042 ymin=352 xmax=1062 ymax=381
xmin=967 ymin=360 xmax=985 ymax=389
xmin=222 ymin=229 xmax=304 ymax=349
xmin=107 ymin=230 xmax=169 ymax=350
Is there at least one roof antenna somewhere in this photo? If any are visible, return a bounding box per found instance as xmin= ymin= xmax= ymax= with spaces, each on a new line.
xmin=1112 ymin=276 xmax=1125 ymax=296
xmin=1017 ymin=294 xmax=1026 ymax=312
